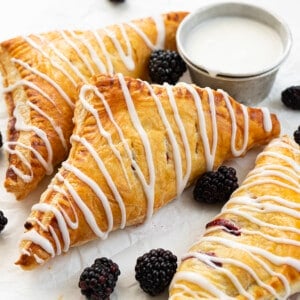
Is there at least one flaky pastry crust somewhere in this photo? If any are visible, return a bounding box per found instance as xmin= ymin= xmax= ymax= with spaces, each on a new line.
xmin=15 ymin=74 xmax=280 ymax=269
xmin=0 ymin=11 xmax=188 ymax=199
xmin=170 ymin=135 xmax=300 ymax=300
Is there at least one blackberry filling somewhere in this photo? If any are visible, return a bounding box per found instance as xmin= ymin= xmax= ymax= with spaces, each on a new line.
xmin=206 ymin=218 xmax=241 ymax=236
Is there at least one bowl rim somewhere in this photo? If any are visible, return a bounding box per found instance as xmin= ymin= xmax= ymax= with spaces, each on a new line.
xmin=176 ymin=1 xmax=293 ymax=78
xmin=186 ymin=56 xmax=279 ymax=82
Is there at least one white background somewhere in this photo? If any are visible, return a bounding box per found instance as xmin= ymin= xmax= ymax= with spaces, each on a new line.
xmin=0 ymin=0 xmax=299 ymax=299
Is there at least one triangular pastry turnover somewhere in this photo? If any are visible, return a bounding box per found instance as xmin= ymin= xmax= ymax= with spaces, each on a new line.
xmin=170 ymin=135 xmax=300 ymax=300
xmin=0 ymin=11 xmax=188 ymax=199
xmin=16 ymin=74 xmax=280 ymax=269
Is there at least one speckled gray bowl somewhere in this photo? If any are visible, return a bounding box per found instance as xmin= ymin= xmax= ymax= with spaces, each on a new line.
xmin=176 ymin=2 xmax=292 ymax=105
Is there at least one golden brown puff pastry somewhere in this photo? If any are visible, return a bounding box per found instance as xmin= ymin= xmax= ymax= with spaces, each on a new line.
xmin=15 ymin=74 xmax=280 ymax=270
xmin=170 ymin=135 xmax=300 ymax=300
xmin=0 ymin=11 xmax=188 ymax=200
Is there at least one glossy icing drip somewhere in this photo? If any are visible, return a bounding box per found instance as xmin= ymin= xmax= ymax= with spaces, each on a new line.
xmin=34 ymin=33 xmax=87 ymax=83
xmin=219 ymin=89 xmax=249 ymax=157
xmin=59 ymin=30 xmax=95 ymax=75
xmin=4 ymin=16 xmax=167 ymax=185
xmin=104 ymin=25 xmax=135 ymax=70
xmin=171 ymin=138 xmax=299 ymax=299
xmin=68 ymin=30 xmax=107 ymax=74
xmin=21 ymin=74 xmax=273 ymax=265
xmin=179 ymin=83 xmax=216 ymax=170
xmin=91 ymin=30 xmax=114 ymax=75
xmin=165 ymin=83 xmax=192 ymax=196
xmin=127 ymin=14 xmax=165 ymax=50
xmin=13 ymin=102 xmax=53 ymax=175
xmin=23 ymin=35 xmax=78 ymax=87
xmin=118 ymin=74 xmax=156 ymax=220
xmin=12 ymin=58 xmax=74 ymax=108
xmin=71 ymin=135 xmax=127 ymax=229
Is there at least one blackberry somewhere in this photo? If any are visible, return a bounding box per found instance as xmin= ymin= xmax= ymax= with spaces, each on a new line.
xmin=135 ymin=248 xmax=177 ymax=296
xmin=108 ymin=0 xmax=125 ymax=3
xmin=281 ymin=86 xmax=300 ymax=110
xmin=0 ymin=131 xmax=2 ymax=148
xmin=294 ymin=126 xmax=300 ymax=145
xmin=78 ymin=257 xmax=120 ymax=300
xmin=0 ymin=211 xmax=8 ymax=233
xmin=193 ymin=166 xmax=239 ymax=204
xmin=148 ymin=49 xmax=186 ymax=85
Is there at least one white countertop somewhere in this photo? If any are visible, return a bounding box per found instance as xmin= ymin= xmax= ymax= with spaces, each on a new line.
xmin=0 ymin=0 xmax=299 ymax=299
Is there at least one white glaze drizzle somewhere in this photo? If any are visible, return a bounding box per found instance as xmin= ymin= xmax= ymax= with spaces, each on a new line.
xmin=127 ymin=14 xmax=165 ymax=50
xmin=3 ymin=80 xmax=67 ymax=176
xmin=21 ymin=73 xmax=273 ymax=265
xmin=256 ymin=150 xmax=300 ymax=173
xmin=3 ymin=79 xmax=57 ymax=107
xmin=201 ymin=235 xmax=300 ymax=271
xmin=26 ymin=217 xmax=48 ymax=231
xmin=170 ymin=272 xmax=234 ymax=300
xmin=78 ymin=84 xmax=130 ymax=185
xmin=33 ymin=254 xmax=45 ymax=264
xmin=6 ymin=16 xmax=167 ymax=187
xmin=104 ymin=24 xmax=135 ymax=70
xmin=172 ymin=139 xmax=299 ymax=299
xmin=71 ymin=134 xmax=126 ymax=229
xmin=68 ymin=30 xmax=107 ymax=74
xmin=170 ymin=283 xmax=201 ymax=299
xmin=220 ymin=208 xmax=300 ymax=235
xmin=79 ymin=83 xmax=153 ymax=208
xmin=243 ymin=168 xmax=299 ymax=187
xmin=247 ymin=164 xmax=299 ymax=184
xmin=13 ymin=102 xmax=54 ymax=175
xmin=62 ymin=161 xmax=114 ymax=233
xmin=260 ymin=107 xmax=273 ymax=132
xmin=27 ymin=101 xmax=68 ymax=151
xmin=49 ymin=225 xmax=62 ymax=255
xmin=34 ymin=33 xmax=87 ymax=83
xmin=12 ymin=58 xmax=74 ymax=108
xmin=146 ymin=81 xmax=186 ymax=196
xmin=91 ymin=30 xmax=114 ymax=75
xmin=127 ymin=22 xmax=157 ymax=50
xmin=32 ymin=203 xmax=70 ymax=252
xmin=22 ymin=230 xmax=55 ymax=257
xmin=3 ymin=142 xmax=33 ymax=182
xmin=57 ymin=173 xmax=109 ymax=239
xmin=117 ymin=73 xmax=155 ymax=219
xmin=165 ymin=83 xmax=192 ymax=195
xmin=152 ymin=15 xmax=166 ymax=48
xmin=59 ymin=30 xmax=95 ymax=75
xmin=219 ymin=89 xmax=249 ymax=156
xmin=178 ymin=83 xmax=217 ymax=170
xmin=180 ymin=252 xmax=255 ymax=300
xmin=22 ymin=35 xmax=77 ymax=87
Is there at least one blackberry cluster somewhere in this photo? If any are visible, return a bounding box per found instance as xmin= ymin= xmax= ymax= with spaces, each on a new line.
xmin=0 ymin=131 xmax=2 ymax=148
xmin=78 ymin=257 xmax=120 ymax=300
xmin=193 ymin=166 xmax=239 ymax=204
xmin=148 ymin=49 xmax=187 ymax=85
xmin=135 ymin=248 xmax=177 ymax=296
xmin=0 ymin=211 xmax=8 ymax=233
xmin=281 ymin=86 xmax=300 ymax=110
xmin=294 ymin=126 xmax=300 ymax=145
